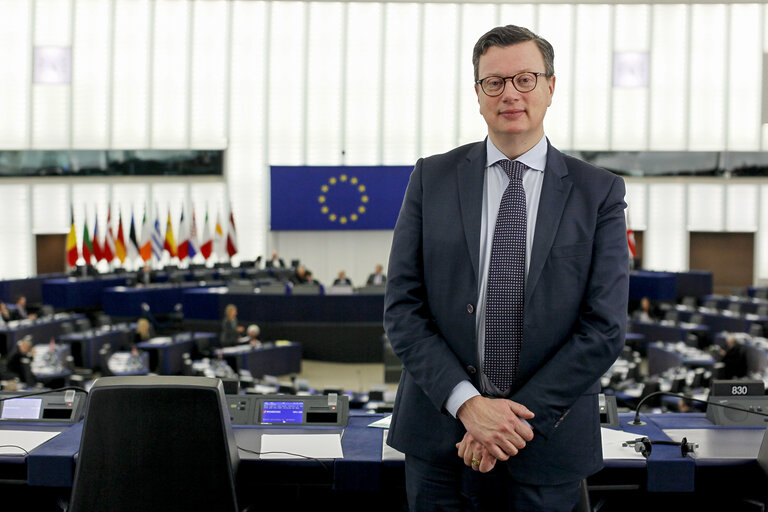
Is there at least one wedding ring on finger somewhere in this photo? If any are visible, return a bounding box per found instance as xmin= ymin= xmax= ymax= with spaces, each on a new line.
xmin=471 ymin=457 xmax=481 ymax=469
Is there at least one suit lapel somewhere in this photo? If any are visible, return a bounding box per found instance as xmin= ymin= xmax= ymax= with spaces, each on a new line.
xmin=457 ymin=142 xmax=487 ymax=281
xmin=525 ymin=142 xmax=572 ymax=305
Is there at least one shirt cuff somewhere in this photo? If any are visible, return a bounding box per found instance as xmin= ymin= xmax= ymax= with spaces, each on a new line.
xmin=444 ymin=380 xmax=481 ymax=418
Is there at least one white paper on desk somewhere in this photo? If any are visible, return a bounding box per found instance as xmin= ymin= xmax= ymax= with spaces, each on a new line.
xmin=600 ymin=428 xmax=647 ymax=460
xmin=381 ymin=430 xmax=405 ymax=461
xmin=0 ymin=430 xmax=61 ymax=455
xmin=259 ymin=434 xmax=343 ymax=460
xmin=368 ymin=415 xmax=391 ymax=429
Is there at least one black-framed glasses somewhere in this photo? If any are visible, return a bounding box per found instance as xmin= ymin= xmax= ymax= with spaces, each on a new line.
xmin=475 ymin=72 xmax=549 ymax=96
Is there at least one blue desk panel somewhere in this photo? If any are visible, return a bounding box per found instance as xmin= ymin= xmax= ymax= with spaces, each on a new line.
xmin=183 ymin=289 xmax=385 ymax=323
xmin=42 ymin=276 xmax=129 ymax=309
xmin=0 ymin=274 xmax=65 ymax=304
xmin=629 ymin=272 xmax=677 ymax=301
xmin=0 ymin=314 xmax=86 ymax=355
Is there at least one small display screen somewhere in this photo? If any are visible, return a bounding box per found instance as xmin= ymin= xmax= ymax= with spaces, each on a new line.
xmin=1 ymin=398 xmax=43 ymax=420
xmin=261 ymin=401 xmax=304 ymax=424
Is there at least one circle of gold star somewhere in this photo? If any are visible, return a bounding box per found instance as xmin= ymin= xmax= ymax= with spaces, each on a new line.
xmin=317 ymin=174 xmax=369 ymax=224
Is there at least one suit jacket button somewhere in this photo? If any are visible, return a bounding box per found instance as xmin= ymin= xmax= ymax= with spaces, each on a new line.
xmin=467 ymin=365 xmax=477 ymax=374
xmin=466 ymin=304 xmax=474 ymax=314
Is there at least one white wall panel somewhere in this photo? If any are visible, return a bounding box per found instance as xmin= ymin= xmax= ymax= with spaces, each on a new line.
xmin=688 ymin=5 xmax=726 ymax=150
xmin=687 ymin=183 xmax=723 ymax=231
xmin=0 ymin=185 xmax=31 ymax=278
xmin=382 ymin=3 xmax=419 ymax=165
xmin=624 ymin=180 xmax=647 ymax=231
xmin=268 ymin=1 xmax=305 ymax=165
xmin=189 ymin=0 xmax=228 ymax=148
xmin=537 ymin=5 xmax=573 ymax=149
xmin=649 ymin=4 xmax=687 ymax=150
xmin=758 ymin=186 xmax=768 ymax=281
xmin=611 ymin=5 xmax=649 ymax=150
xmin=32 ymin=184 xmax=69 ymax=234
xmin=727 ymin=4 xmax=761 ymax=151
xmin=32 ymin=0 xmax=72 ymax=149
xmin=498 ymin=4 xmax=536 ymax=30
xmin=344 ymin=3 xmax=382 ymax=165
xmin=111 ymin=0 xmax=150 ymax=148
xmin=420 ymin=3 xmax=459 ymax=157
xmin=71 ymin=0 xmax=110 ymax=148
xmin=151 ymin=0 xmax=190 ymax=148
xmin=0 ymin=0 xmax=31 ymax=148
xmin=306 ymin=2 xmax=343 ymax=165
xmin=572 ymin=5 xmax=611 ymax=150
xmin=726 ymin=184 xmax=758 ymax=232
xmin=645 ymin=183 xmax=686 ymax=271
xmin=457 ymin=3 xmax=497 ymax=147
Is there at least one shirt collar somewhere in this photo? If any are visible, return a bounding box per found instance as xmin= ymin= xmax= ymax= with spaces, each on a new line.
xmin=485 ymin=134 xmax=547 ymax=173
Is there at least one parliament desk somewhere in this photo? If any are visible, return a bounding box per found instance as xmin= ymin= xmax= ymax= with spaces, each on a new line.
xmin=216 ymin=342 xmax=302 ymax=378
xmin=57 ymin=328 xmax=131 ymax=369
xmin=102 ymin=282 xmax=223 ymax=318
xmin=1 ymin=411 xmax=766 ymax=511
xmin=183 ymin=289 xmax=385 ymax=363
xmin=677 ymin=310 xmax=768 ymax=335
xmin=0 ymin=274 xmax=65 ymax=305
xmin=629 ymin=271 xmax=713 ymax=303
xmin=135 ymin=335 xmax=203 ymax=375
xmin=41 ymin=276 xmax=129 ymax=310
xmin=646 ymin=343 xmax=715 ymax=376
xmin=0 ymin=314 xmax=86 ymax=356
xmin=629 ymin=321 xmax=710 ymax=351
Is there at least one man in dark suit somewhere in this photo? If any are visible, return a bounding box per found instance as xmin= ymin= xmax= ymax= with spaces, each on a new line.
xmin=384 ymin=25 xmax=628 ymax=511
xmin=366 ymin=264 xmax=387 ymax=286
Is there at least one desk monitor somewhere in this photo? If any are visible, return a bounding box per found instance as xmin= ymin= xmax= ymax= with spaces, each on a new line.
xmin=0 ymin=391 xmax=86 ymax=423
xmin=227 ymin=394 xmax=349 ymax=427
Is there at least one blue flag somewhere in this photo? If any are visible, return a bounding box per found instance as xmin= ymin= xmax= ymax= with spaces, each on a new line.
xmin=270 ymin=166 xmax=412 ymax=231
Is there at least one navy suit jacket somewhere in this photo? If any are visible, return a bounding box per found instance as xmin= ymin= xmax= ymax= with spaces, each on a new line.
xmin=384 ymin=140 xmax=628 ymax=485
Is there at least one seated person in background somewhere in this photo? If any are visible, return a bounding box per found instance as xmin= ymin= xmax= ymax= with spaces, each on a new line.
xmin=632 ymin=296 xmax=658 ymax=322
xmin=291 ymin=265 xmax=310 ymax=285
xmin=133 ymin=318 xmax=153 ymax=345
xmin=265 ymin=251 xmax=286 ymax=268
xmin=0 ymin=302 xmax=11 ymax=322
xmin=242 ymin=324 xmax=261 ymax=347
xmin=720 ymin=333 xmax=748 ymax=379
xmin=136 ymin=263 xmax=153 ymax=286
xmin=5 ymin=336 xmax=34 ymax=379
xmin=333 ymin=270 xmax=353 ymax=286
xmin=0 ymin=302 xmax=10 ymax=326
xmin=304 ymin=271 xmax=320 ymax=285
xmin=366 ymin=264 xmax=386 ymax=286
xmin=10 ymin=295 xmax=37 ymax=321
xmin=220 ymin=304 xmax=244 ymax=347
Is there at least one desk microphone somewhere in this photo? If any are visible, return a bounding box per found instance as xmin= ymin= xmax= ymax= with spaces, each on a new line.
xmin=629 ymin=390 xmax=768 ymax=426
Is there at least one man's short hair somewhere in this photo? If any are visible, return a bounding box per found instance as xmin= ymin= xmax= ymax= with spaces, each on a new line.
xmin=472 ymin=25 xmax=555 ymax=82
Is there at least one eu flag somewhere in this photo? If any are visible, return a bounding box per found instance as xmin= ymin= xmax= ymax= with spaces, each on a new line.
xmin=270 ymin=166 xmax=412 ymax=231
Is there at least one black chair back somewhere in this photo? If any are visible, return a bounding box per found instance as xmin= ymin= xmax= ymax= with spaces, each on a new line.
xmin=68 ymin=376 xmax=239 ymax=512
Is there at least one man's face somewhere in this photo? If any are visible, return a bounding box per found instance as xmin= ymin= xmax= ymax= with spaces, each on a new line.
xmin=476 ymin=41 xmax=554 ymax=146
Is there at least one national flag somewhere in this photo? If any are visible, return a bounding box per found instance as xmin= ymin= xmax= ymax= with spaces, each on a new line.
xmin=66 ymin=206 xmax=78 ymax=267
xmin=151 ymin=213 xmax=163 ymax=260
xmin=188 ymin=208 xmax=199 ymax=259
xmin=115 ymin=212 xmax=127 ymax=263
xmin=226 ymin=205 xmax=237 ymax=258
xmin=270 ymin=165 xmax=412 ymax=230
xmin=128 ymin=210 xmax=140 ymax=260
xmin=626 ymin=210 xmax=637 ymax=259
xmin=139 ymin=208 xmax=153 ymax=262
xmin=92 ymin=214 xmax=103 ymax=262
xmin=213 ymin=211 xmax=226 ymax=259
xmin=177 ymin=207 xmax=189 ymax=261
xmin=104 ymin=207 xmax=116 ymax=263
xmin=82 ymin=217 xmax=93 ymax=264
xmin=200 ymin=209 xmax=212 ymax=260
xmin=164 ymin=211 xmax=177 ymax=257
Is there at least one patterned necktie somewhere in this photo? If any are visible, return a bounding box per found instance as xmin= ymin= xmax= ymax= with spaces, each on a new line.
xmin=484 ymin=159 xmax=527 ymax=391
